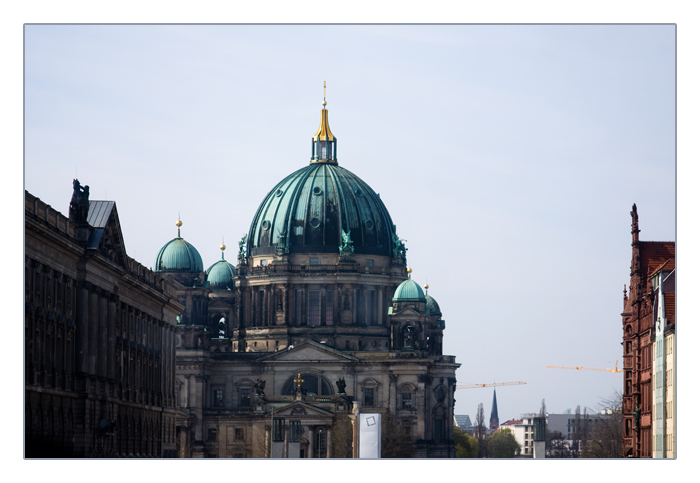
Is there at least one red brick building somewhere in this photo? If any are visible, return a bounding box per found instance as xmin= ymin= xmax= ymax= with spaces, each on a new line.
xmin=621 ymin=204 xmax=675 ymax=457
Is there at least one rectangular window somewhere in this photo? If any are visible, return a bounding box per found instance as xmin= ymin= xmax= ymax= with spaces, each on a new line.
xmin=364 ymin=388 xmax=375 ymax=407
xmin=257 ymin=291 xmax=265 ymax=326
xmin=213 ymin=388 xmax=224 ymax=407
xmin=240 ymin=388 xmax=251 ymax=407
xmin=295 ymin=289 xmax=303 ymax=326
xmin=308 ymin=290 xmax=321 ymax=326
xmin=366 ymin=259 xmax=374 ymax=266
xmin=235 ymin=428 xmax=244 ymax=441
xmin=273 ymin=418 xmax=285 ymax=442
xmin=402 ymin=392 xmax=412 ymax=409
xmin=317 ymin=431 xmax=327 ymax=458
xmin=366 ymin=290 xmax=376 ymax=326
xmin=289 ymin=420 xmax=301 ymax=442
xmin=208 ymin=428 xmax=218 ymax=441
xmin=325 ymin=290 xmax=334 ymax=326
xmin=309 ymin=257 xmax=320 ymax=265
xmin=433 ymin=419 xmax=443 ymax=442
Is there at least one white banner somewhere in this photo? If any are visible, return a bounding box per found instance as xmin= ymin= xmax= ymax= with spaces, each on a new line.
xmin=359 ymin=413 xmax=381 ymax=458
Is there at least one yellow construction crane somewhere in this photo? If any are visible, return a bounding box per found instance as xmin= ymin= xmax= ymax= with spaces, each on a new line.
xmin=456 ymin=381 xmax=526 ymax=390
xmin=546 ymin=361 xmax=622 ymax=373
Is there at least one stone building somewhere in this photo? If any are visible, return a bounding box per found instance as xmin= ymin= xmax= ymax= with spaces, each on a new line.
xmin=24 ymin=183 xmax=183 ymax=457
xmin=621 ymin=204 xmax=675 ymax=457
xmin=160 ymin=98 xmax=461 ymax=458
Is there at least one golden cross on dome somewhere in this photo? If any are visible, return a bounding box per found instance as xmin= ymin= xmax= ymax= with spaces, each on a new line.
xmin=294 ymin=373 xmax=304 ymax=387
xmin=322 ymin=81 xmax=327 ymax=107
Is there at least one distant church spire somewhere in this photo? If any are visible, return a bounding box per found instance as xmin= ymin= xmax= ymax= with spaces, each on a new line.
xmin=489 ymin=388 xmax=500 ymax=430
xmin=311 ymin=81 xmax=337 ymax=164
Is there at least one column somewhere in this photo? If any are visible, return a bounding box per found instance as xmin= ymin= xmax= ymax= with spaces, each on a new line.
xmin=76 ymin=281 xmax=90 ymax=374
xmin=88 ymin=287 xmax=99 ymax=375
xmin=98 ymin=292 xmax=108 ymax=378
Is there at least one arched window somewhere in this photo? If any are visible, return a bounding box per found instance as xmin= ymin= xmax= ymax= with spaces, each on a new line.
xmin=282 ymin=373 xmax=333 ymax=396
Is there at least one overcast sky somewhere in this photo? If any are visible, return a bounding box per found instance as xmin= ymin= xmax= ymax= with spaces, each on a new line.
xmin=23 ymin=24 xmax=676 ymax=424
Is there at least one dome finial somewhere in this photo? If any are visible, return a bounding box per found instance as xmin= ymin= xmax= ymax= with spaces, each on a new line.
xmin=220 ymin=238 xmax=226 ymax=259
xmin=312 ymin=83 xmax=337 ymax=163
xmin=407 ymin=267 xmax=412 ymax=278
xmin=176 ymin=214 xmax=182 ymax=237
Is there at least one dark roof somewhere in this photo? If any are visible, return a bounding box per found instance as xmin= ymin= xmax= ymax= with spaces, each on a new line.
xmin=86 ymin=200 xmax=115 ymax=228
xmin=639 ymin=241 xmax=675 ymax=276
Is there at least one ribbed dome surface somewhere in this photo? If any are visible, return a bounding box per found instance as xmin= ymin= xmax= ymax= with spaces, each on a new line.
xmin=206 ymin=256 xmax=236 ymax=290
xmin=393 ymin=279 xmax=426 ymax=302
xmin=154 ymin=237 xmax=204 ymax=273
xmin=248 ymin=163 xmax=396 ymax=257
xmin=425 ymin=294 xmax=442 ymax=315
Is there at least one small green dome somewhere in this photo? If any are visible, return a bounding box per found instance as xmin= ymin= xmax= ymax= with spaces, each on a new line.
xmin=154 ymin=237 xmax=204 ymax=273
xmin=206 ymin=255 xmax=236 ymax=290
xmin=392 ymin=279 xmax=426 ymax=302
xmin=425 ymin=294 xmax=441 ymax=315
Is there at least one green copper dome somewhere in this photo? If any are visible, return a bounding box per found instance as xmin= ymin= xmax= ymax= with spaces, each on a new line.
xmin=206 ymin=255 xmax=236 ymax=290
xmin=154 ymin=221 xmax=204 ymax=273
xmin=247 ymin=104 xmax=401 ymax=259
xmin=392 ymin=279 xmax=426 ymax=302
xmin=248 ymin=162 xmax=397 ymax=257
xmin=425 ymin=294 xmax=442 ymax=315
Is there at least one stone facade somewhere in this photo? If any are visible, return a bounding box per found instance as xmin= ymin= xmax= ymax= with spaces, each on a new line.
xmin=24 ymin=185 xmax=183 ymax=457
xmin=163 ymin=103 xmax=460 ymax=458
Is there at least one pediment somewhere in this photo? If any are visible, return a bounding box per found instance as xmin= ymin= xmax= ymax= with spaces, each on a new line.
xmin=86 ymin=201 xmax=128 ymax=268
xmin=392 ymin=306 xmax=422 ymax=318
xmin=273 ymin=402 xmax=335 ymax=418
xmin=259 ymin=340 xmax=358 ymax=363
xmin=208 ymin=298 xmax=234 ymax=310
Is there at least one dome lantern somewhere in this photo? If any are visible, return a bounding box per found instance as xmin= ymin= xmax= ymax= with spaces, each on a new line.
xmin=311 ymin=82 xmax=337 ymax=164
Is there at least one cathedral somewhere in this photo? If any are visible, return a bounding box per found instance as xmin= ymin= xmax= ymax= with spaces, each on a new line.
xmin=24 ymin=93 xmax=460 ymax=458
xmin=158 ymin=95 xmax=461 ymax=458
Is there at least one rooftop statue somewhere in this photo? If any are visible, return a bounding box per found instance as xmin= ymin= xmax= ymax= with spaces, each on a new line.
xmin=275 ymin=226 xmax=288 ymax=256
xmin=69 ymin=179 xmax=90 ymax=224
xmin=254 ymin=378 xmax=266 ymax=396
xmin=392 ymin=233 xmax=407 ymax=260
xmin=339 ymin=229 xmax=354 ymax=258
xmin=238 ymin=234 xmax=247 ymax=261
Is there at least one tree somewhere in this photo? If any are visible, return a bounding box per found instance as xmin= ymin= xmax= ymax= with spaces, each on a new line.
xmin=545 ymin=429 xmax=574 ymax=458
xmin=380 ymin=411 xmax=416 ymax=458
xmin=485 ymin=428 xmax=521 ymax=458
xmin=571 ymin=405 xmax=590 ymax=457
xmin=581 ymin=391 xmax=624 ymax=458
xmin=475 ymin=403 xmax=487 ymax=458
xmin=331 ymin=414 xmax=353 ymax=458
xmin=453 ymin=426 xmax=478 ymax=458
